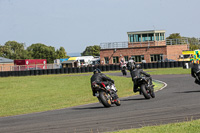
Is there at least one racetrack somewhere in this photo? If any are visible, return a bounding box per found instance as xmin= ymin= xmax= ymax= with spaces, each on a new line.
xmin=1 ymin=73 xmax=200 ymax=133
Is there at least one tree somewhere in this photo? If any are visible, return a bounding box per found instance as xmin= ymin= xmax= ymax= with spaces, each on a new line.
xmin=81 ymin=45 xmax=100 ymax=56
xmin=56 ymin=47 xmax=69 ymax=59
xmin=0 ymin=41 xmax=28 ymax=59
xmin=27 ymin=43 xmax=56 ymax=63
xmin=166 ymin=33 xmax=182 ymax=39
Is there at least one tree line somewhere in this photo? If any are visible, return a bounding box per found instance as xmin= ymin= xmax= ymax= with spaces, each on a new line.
xmin=166 ymin=33 xmax=200 ymax=50
xmin=0 ymin=41 xmax=69 ymax=63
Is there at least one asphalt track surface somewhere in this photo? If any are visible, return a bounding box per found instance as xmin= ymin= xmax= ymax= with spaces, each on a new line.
xmin=1 ymin=73 xmax=200 ymax=133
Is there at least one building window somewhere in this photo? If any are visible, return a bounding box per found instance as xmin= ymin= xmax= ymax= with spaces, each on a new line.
xmin=124 ymin=56 xmax=128 ymax=62
xmin=80 ymin=59 xmax=85 ymax=64
xmin=104 ymin=57 xmax=109 ymax=64
xmin=129 ymin=34 xmax=134 ymax=42
xmin=155 ymin=33 xmax=159 ymax=41
xmin=160 ymin=33 xmax=165 ymax=40
xmin=113 ymin=56 xmax=119 ymax=63
xmin=150 ymin=54 xmax=163 ymax=62
xmin=149 ymin=33 xmax=154 ymax=41
xmin=131 ymin=55 xmax=144 ymax=62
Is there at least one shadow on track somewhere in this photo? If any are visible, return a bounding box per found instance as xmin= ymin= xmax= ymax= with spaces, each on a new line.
xmin=72 ymin=106 xmax=106 ymax=110
xmin=175 ymin=90 xmax=200 ymax=93
xmin=120 ymin=97 xmax=146 ymax=101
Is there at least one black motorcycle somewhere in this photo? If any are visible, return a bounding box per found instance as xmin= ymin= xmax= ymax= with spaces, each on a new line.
xmin=91 ymin=81 xmax=121 ymax=107
xmin=191 ymin=63 xmax=200 ymax=84
xmin=136 ymin=76 xmax=155 ymax=99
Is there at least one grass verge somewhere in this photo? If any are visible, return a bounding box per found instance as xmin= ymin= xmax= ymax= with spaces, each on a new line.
xmin=112 ymin=119 xmax=200 ymax=133
xmin=144 ymin=67 xmax=190 ymax=75
xmin=0 ymin=74 xmax=162 ymax=117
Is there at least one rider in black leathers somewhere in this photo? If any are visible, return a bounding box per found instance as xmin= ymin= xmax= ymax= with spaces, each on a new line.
xmin=130 ymin=64 xmax=153 ymax=93
xmin=90 ymin=68 xmax=114 ymax=96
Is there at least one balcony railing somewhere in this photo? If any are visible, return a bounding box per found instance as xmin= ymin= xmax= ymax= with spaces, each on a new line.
xmin=100 ymin=38 xmax=189 ymax=49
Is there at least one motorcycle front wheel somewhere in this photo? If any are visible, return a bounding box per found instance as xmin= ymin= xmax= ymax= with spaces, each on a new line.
xmin=114 ymin=99 xmax=121 ymax=106
xmin=99 ymin=91 xmax=112 ymax=107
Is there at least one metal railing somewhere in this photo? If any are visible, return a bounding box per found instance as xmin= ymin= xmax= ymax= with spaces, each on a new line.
xmin=0 ymin=64 xmax=57 ymax=72
xmin=100 ymin=38 xmax=189 ymax=49
xmin=166 ymin=38 xmax=189 ymax=45
xmin=100 ymin=42 xmax=128 ymax=49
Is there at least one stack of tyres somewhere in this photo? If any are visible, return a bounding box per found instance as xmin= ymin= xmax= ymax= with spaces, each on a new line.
xmin=89 ymin=66 xmax=93 ymax=72
xmin=77 ymin=67 xmax=81 ymax=73
xmin=80 ymin=67 xmax=85 ymax=73
xmin=43 ymin=69 xmax=48 ymax=75
xmin=165 ymin=62 xmax=170 ymax=68
xmin=161 ymin=62 xmax=165 ymax=68
xmin=116 ymin=65 xmax=120 ymax=70
xmin=144 ymin=63 xmax=148 ymax=69
xmin=47 ymin=69 xmax=51 ymax=75
xmin=174 ymin=61 xmax=178 ymax=67
xmin=153 ymin=63 xmax=158 ymax=68
xmin=170 ymin=62 xmax=174 ymax=68
xmin=72 ymin=67 xmax=77 ymax=73
xmin=102 ymin=65 xmax=106 ymax=72
xmin=141 ymin=63 xmax=144 ymax=69
xmin=178 ymin=61 xmax=183 ymax=67
xmin=106 ymin=65 xmax=110 ymax=71
xmin=148 ymin=63 xmax=152 ymax=69
xmin=85 ymin=67 xmax=89 ymax=72
xmin=68 ymin=68 xmax=72 ymax=73
xmin=157 ymin=62 xmax=161 ymax=68
xmin=51 ymin=69 xmax=56 ymax=74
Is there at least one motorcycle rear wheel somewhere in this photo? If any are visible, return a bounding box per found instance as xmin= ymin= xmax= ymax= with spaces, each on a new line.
xmin=140 ymin=84 xmax=151 ymax=99
xmin=99 ymin=91 xmax=112 ymax=107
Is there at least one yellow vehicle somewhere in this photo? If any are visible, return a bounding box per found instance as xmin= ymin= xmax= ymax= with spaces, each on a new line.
xmin=179 ymin=50 xmax=200 ymax=63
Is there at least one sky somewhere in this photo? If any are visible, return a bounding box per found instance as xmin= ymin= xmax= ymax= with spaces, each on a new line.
xmin=0 ymin=0 xmax=199 ymax=54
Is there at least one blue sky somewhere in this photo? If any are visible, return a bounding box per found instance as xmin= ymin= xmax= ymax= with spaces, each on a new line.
xmin=0 ymin=0 xmax=199 ymax=54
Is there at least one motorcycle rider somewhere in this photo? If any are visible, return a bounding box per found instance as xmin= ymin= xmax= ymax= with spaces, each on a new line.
xmin=120 ymin=58 xmax=127 ymax=76
xmin=127 ymin=57 xmax=135 ymax=71
xmin=131 ymin=64 xmax=153 ymax=93
xmin=90 ymin=68 xmax=115 ymax=96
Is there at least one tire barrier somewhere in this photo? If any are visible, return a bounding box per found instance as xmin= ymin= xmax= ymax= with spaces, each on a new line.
xmin=169 ymin=62 xmax=174 ymax=68
xmin=47 ymin=69 xmax=51 ymax=75
xmin=72 ymin=68 xmax=77 ymax=73
xmin=165 ymin=62 xmax=170 ymax=68
xmin=116 ymin=65 xmax=120 ymax=70
xmin=0 ymin=61 xmax=190 ymax=77
xmin=106 ymin=65 xmax=110 ymax=71
xmin=80 ymin=67 xmax=85 ymax=73
xmin=157 ymin=62 xmax=161 ymax=68
xmin=68 ymin=68 xmax=72 ymax=73
xmin=102 ymin=65 xmax=106 ymax=71
xmin=85 ymin=67 xmax=89 ymax=73
xmin=89 ymin=66 xmax=93 ymax=72
xmin=51 ymin=69 xmax=56 ymax=74
xmin=141 ymin=63 xmax=144 ymax=69
xmin=148 ymin=63 xmax=152 ymax=69
xmin=64 ymin=68 xmax=68 ymax=73
xmin=144 ymin=63 xmax=148 ymax=69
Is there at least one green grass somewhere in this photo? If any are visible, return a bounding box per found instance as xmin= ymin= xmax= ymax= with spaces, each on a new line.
xmin=104 ymin=67 xmax=191 ymax=75
xmin=0 ymin=74 xmax=162 ymax=117
xmin=144 ymin=67 xmax=190 ymax=75
xmin=112 ymin=119 xmax=200 ymax=133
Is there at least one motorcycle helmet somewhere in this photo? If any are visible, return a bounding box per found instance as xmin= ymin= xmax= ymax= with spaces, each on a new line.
xmin=93 ymin=68 xmax=101 ymax=74
xmin=136 ymin=64 xmax=141 ymax=69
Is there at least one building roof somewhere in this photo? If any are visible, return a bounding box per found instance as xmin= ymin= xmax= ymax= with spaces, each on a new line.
xmin=61 ymin=60 xmax=76 ymax=64
xmin=0 ymin=57 xmax=14 ymax=63
xmin=127 ymin=30 xmax=166 ymax=34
